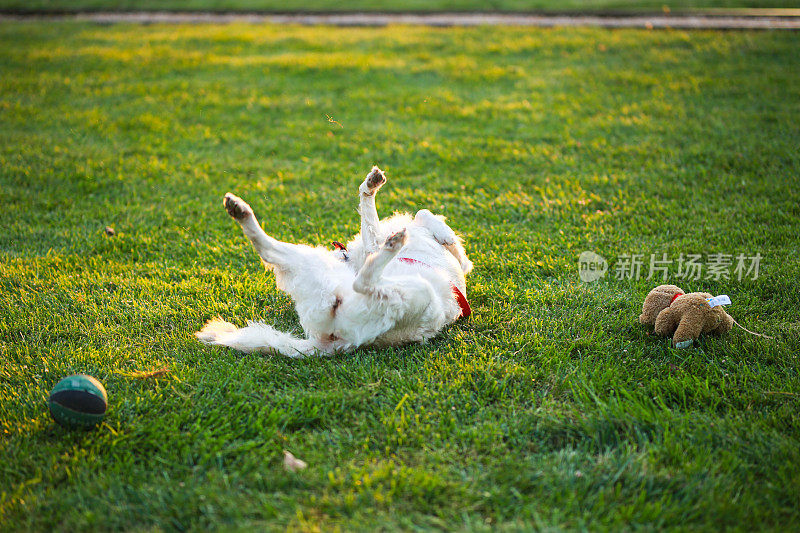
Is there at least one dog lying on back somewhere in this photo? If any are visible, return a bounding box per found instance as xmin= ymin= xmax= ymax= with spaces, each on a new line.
xmin=196 ymin=167 xmax=473 ymax=358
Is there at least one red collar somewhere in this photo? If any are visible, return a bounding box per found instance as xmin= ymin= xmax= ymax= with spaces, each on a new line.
xmin=671 ymin=293 xmax=684 ymax=304
xmin=398 ymin=257 xmax=471 ymax=319
xmin=398 ymin=257 xmax=427 ymax=267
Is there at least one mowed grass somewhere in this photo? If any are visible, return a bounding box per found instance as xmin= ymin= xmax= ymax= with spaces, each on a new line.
xmin=3 ymin=0 xmax=800 ymax=13
xmin=1 ymin=21 xmax=799 ymax=531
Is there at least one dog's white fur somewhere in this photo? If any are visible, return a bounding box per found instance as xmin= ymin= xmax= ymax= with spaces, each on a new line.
xmin=196 ymin=166 xmax=473 ymax=358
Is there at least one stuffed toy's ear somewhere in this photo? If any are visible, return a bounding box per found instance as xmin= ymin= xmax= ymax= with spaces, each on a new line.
xmin=640 ymin=285 xmax=684 ymax=326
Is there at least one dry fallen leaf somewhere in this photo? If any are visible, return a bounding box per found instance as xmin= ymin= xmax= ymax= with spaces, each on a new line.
xmin=283 ymin=450 xmax=307 ymax=472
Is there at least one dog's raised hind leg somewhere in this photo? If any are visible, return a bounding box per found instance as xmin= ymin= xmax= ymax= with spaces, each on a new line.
xmin=223 ymin=193 xmax=310 ymax=270
xmin=415 ymin=209 xmax=474 ymax=274
xmin=358 ymin=166 xmax=387 ymax=255
xmin=223 ymin=191 xmax=344 ymax=304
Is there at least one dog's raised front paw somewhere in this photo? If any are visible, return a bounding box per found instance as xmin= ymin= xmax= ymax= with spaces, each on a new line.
xmin=383 ymin=228 xmax=408 ymax=252
xmin=223 ymin=193 xmax=254 ymax=220
xmin=360 ymin=166 xmax=386 ymax=196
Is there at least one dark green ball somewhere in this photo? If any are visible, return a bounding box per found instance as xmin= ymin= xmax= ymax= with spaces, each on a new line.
xmin=48 ymin=374 xmax=108 ymax=429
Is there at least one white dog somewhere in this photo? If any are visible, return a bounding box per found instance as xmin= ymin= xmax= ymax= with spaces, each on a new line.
xmin=196 ymin=166 xmax=473 ymax=358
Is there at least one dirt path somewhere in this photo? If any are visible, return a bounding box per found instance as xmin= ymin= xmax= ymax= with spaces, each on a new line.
xmin=1 ymin=11 xmax=799 ymax=29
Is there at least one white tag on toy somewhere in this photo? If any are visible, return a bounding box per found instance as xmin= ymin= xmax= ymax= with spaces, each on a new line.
xmin=706 ymin=295 xmax=731 ymax=308
xmin=675 ymin=339 xmax=693 ymax=349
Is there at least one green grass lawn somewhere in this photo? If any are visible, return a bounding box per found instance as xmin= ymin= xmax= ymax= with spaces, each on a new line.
xmin=2 ymin=0 xmax=800 ymax=14
xmin=1 ymin=21 xmax=799 ymax=531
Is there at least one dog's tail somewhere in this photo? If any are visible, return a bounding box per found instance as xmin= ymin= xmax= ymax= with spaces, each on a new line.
xmin=195 ymin=318 xmax=321 ymax=358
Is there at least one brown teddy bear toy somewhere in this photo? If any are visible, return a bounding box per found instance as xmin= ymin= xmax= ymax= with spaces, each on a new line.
xmin=639 ymin=284 xmax=734 ymax=348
